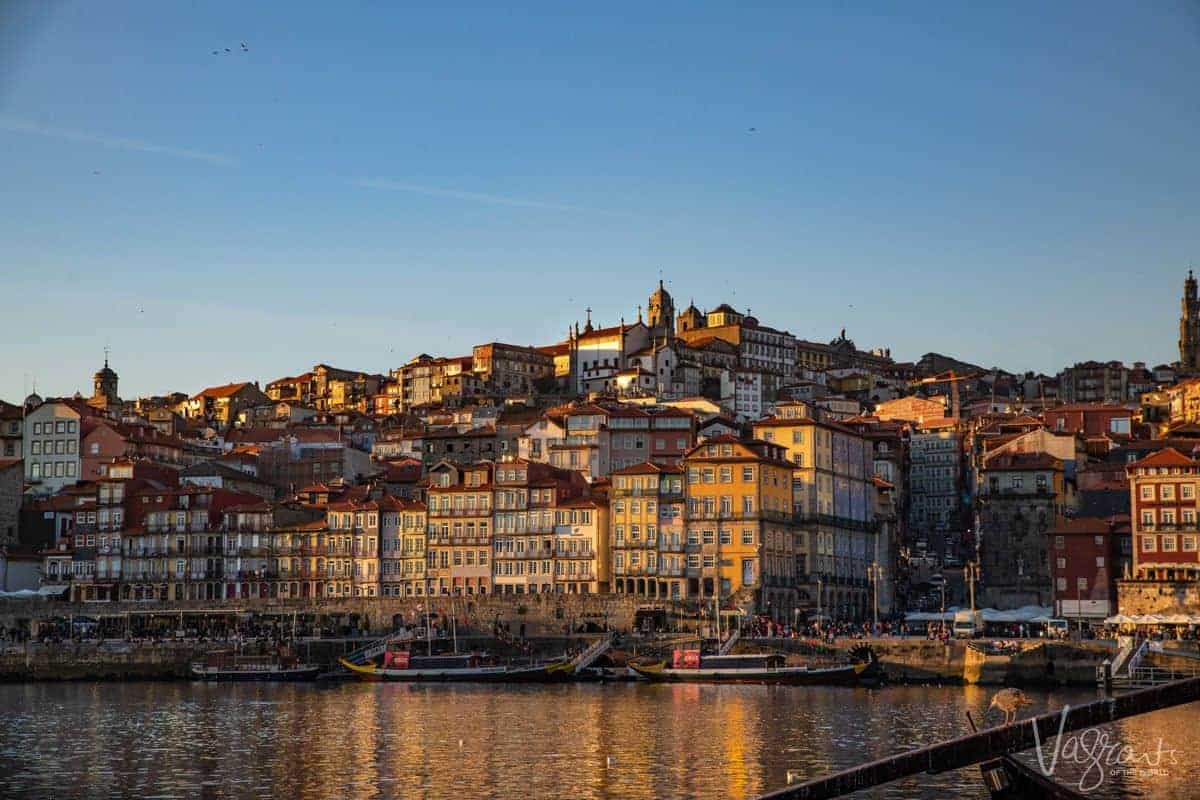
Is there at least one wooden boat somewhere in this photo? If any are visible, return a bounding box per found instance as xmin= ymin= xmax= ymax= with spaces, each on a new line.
xmin=190 ymin=646 xmax=320 ymax=682
xmin=339 ymin=650 xmax=574 ymax=683
xmin=628 ymin=650 xmax=872 ymax=686
xmin=979 ymin=755 xmax=1087 ymax=799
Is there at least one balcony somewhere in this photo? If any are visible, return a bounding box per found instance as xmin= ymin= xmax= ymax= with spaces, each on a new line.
xmin=612 ymin=486 xmax=661 ymax=498
xmin=556 ymin=548 xmax=596 ymax=559
xmin=546 ymin=436 xmax=599 ymax=449
xmin=792 ymin=512 xmax=878 ymax=533
xmin=428 ymin=508 xmax=491 ymax=518
xmin=558 ymin=571 xmax=595 ymax=582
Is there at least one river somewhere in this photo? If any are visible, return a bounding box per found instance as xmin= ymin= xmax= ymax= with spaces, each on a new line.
xmin=0 ymin=682 xmax=1195 ymax=798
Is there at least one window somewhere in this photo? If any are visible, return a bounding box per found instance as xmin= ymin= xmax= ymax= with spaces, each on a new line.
xmin=1140 ymin=485 xmax=1154 ymax=500
xmin=1095 ymin=556 xmax=1105 ymax=568
xmin=1141 ymin=535 xmax=1156 ymax=552
xmin=1054 ymin=536 xmax=1064 ymax=550
xmin=741 ymin=529 xmax=754 ymax=545
xmin=1076 ymin=577 xmax=1088 ymax=591
xmin=1162 ymin=535 xmax=1177 ymax=552
xmin=1183 ymin=484 xmax=1195 ymax=500
xmin=719 ymin=467 xmax=732 ymax=483
xmin=1162 ymin=485 xmax=1176 ymax=501
xmin=1056 ymin=577 xmax=1067 ymax=591
xmin=1183 ymin=536 xmax=1198 ymax=552
xmin=742 ymin=467 xmax=754 ymax=482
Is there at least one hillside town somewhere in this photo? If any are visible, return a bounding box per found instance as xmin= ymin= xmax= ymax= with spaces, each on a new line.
xmin=2 ymin=275 xmax=1199 ymax=633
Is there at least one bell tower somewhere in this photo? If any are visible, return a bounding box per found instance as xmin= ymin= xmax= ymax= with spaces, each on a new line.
xmin=646 ymin=279 xmax=675 ymax=339
xmin=1180 ymin=270 xmax=1200 ymax=371
xmin=91 ymin=347 xmax=120 ymax=409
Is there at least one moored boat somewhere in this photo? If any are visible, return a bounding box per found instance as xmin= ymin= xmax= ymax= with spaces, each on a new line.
xmin=191 ymin=646 xmax=320 ymax=682
xmin=628 ymin=649 xmax=874 ymax=686
xmin=339 ymin=650 xmax=574 ymax=683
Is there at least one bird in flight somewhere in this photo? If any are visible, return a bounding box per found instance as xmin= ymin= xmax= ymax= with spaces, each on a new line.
xmin=748 ymin=127 xmax=757 ymax=133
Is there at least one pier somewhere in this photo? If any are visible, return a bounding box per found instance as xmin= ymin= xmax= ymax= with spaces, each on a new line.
xmin=752 ymin=676 xmax=1200 ymax=800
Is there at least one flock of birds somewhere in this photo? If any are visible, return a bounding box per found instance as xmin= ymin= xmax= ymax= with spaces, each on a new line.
xmin=212 ymin=42 xmax=250 ymax=55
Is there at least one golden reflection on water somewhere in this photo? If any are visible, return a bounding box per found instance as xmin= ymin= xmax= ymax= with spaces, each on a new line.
xmin=0 ymin=681 xmax=1196 ymax=799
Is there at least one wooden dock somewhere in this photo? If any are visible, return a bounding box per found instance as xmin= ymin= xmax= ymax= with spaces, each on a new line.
xmin=752 ymin=676 xmax=1200 ymax=800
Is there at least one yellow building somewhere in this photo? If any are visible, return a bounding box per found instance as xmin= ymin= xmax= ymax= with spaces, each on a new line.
xmin=324 ymin=498 xmax=382 ymax=598
xmin=426 ymin=461 xmax=494 ymax=595
xmin=680 ymin=436 xmax=797 ymax=617
xmin=752 ymin=403 xmax=878 ymax=622
xmin=379 ymin=497 xmax=428 ymax=597
xmin=555 ymin=496 xmax=610 ymax=594
xmin=610 ymin=462 xmax=687 ymax=599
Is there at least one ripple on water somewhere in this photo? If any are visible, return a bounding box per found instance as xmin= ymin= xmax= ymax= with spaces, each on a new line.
xmin=0 ymin=682 xmax=1195 ymax=799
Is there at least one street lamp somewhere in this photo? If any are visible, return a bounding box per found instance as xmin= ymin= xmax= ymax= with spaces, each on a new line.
xmin=866 ymin=562 xmax=883 ymax=633
xmin=962 ymin=561 xmax=980 ymax=612
xmin=939 ymin=576 xmax=947 ymax=636
xmin=815 ymin=573 xmax=824 ymax=635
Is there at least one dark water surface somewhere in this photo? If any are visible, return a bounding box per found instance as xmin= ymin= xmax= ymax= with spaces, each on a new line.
xmin=0 ymin=682 xmax=1195 ymax=798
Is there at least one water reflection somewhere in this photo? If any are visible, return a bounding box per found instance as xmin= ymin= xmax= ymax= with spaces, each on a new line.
xmin=0 ymin=682 xmax=1195 ymax=799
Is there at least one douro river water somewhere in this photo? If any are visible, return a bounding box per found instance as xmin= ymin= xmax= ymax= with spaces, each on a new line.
xmin=0 ymin=682 xmax=1194 ymax=798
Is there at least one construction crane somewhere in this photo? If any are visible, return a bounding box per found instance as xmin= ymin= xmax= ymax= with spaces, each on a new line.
xmin=907 ymin=369 xmax=980 ymax=419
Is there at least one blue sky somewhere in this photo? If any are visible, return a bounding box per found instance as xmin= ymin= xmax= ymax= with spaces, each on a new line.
xmin=2 ymin=1 xmax=1197 ymax=401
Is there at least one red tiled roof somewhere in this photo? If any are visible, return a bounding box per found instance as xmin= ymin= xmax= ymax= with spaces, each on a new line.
xmin=612 ymin=461 xmax=678 ymax=476
xmin=984 ymin=452 xmax=1062 ymax=471
xmin=1053 ymin=515 xmax=1131 ymax=535
xmin=194 ymin=381 xmax=257 ymax=399
xmin=1127 ymin=447 xmax=1199 ymax=469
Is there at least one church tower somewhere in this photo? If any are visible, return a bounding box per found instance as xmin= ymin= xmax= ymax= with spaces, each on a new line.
xmin=646 ymin=279 xmax=675 ymax=339
xmin=1180 ymin=271 xmax=1200 ymax=371
xmin=90 ymin=349 xmax=120 ymax=410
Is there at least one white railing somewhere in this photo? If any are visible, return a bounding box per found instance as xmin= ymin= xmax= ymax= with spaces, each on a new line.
xmin=1126 ymin=639 xmax=1150 ymax=676
xmin=570 ymin=633 xmax=614 ymax=671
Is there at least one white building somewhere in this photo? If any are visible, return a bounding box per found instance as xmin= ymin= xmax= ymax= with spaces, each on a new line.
xmin=569 ymin=316 xmax=651 ymax=396
xmin=22 ymin=401 xmax=82 ymax=495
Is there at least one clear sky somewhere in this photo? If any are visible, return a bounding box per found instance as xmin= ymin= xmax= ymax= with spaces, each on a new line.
xmin=2 ymin=1 xmax=1197 ymax=401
